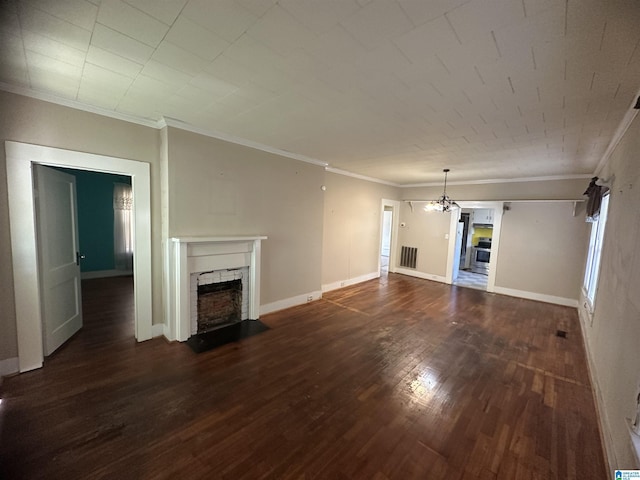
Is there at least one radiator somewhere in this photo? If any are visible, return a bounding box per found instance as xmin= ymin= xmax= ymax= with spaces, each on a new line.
xmin=400 ymin=246 xmax=417 ymax=268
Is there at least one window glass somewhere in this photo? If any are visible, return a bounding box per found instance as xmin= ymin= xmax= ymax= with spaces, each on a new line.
xmin=583 ymin=193 xmax=610 ymax=309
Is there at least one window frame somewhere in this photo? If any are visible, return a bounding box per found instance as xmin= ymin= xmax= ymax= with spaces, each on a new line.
xmin=583 ymin=192 xmax=610 ymax=312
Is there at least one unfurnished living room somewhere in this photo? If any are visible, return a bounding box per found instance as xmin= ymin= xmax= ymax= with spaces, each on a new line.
xmin=1 ymin=1 xmax=640 ymax=479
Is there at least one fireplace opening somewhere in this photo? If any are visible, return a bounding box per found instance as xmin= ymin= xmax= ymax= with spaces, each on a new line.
xmin=197 ymin=279 xmax=242 ymax=333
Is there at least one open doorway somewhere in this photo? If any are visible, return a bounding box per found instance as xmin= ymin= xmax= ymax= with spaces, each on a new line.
xmin=378 ymin=199 xmax=400 ymax=277
xmin=446 ymin=202 xmax=503 ymax=293
xmin=380 ymin=206 xmax=393 ymax=275
xmin=44 ymin=167 xmax=136 ymax=354
xmin=5 ymin=141 xmax=152 ymax=373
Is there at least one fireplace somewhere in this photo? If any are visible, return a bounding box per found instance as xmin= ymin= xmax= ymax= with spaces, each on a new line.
xmin=192 ymin=268 xmax=249 ymax=334
xmin=168 ymin=236 xmax=266 ymax=342
xmin=197 ymin=278 xmax=241 ymax=331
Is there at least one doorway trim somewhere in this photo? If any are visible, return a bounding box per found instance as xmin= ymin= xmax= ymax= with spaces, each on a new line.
xmin=378 ymin=199 xmax=400 ymax=274
xmin=5 ymin=141 xmax=153 ymax=372
xmin=445 ymin=201 xmax=504 ymax=292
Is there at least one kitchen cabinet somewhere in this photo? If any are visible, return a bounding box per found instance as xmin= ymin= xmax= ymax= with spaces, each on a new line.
xmin=473 ymin=208 xmax=494 ymax=224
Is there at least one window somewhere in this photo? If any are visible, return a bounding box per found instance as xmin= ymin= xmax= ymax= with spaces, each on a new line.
xmin=113 ymin=182 xmax=133 ymax=271
xmin=583 ymin=193 xmax=610 ymax=309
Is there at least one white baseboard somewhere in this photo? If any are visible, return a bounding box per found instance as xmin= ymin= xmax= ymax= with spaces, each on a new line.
xmin=577 ymin=301 xmax=619 ymax=473
xmin=81 ymin=269 xmax=133 ymax=279
xmin=0 ymin=357 xmax=19 ymax=376
xmin=492 ymin=286 xmax=578 ymax=307
xmin=260 ymin=290 xmax=323 ymax=316
xmin=322 ymin=271 xmax=380 ymax=293
xmin=394 ymin=268 xmax=448 ymax=284
xmin=151 ymin=323 xmax=165 ymax=338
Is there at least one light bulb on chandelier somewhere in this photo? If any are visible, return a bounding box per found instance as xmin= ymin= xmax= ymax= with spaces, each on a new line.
xmin=424 ymin=168 xmax=459 ymax=213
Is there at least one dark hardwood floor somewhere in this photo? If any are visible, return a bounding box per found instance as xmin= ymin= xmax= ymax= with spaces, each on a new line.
xmin=0 ymin=274 xmax=607 ymax=479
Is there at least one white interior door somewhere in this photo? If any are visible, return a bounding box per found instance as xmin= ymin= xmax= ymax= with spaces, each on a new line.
xmin=34 ymin=165 xmax=83 ymax=356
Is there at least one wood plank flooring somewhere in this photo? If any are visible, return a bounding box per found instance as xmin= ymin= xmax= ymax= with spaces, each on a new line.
xmin=0 ymin=274 xmax=607 ymax=479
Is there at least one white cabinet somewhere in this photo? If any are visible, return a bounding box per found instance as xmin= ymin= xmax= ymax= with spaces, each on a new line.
xmin=473 ymin=208 xmax=494 ymax=224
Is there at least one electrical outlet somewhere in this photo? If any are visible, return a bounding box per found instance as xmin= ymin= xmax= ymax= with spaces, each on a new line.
xmin=307 ymin=295 xmax=313 ymax=302
xmin=340 ymin=281 xmax=346 ymax=287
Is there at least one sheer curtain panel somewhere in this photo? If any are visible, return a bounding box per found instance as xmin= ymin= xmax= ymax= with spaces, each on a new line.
xmin=113 ymin=183 xmax=133 ymax=272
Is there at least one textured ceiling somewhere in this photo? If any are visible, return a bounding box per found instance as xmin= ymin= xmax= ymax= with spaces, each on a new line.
xmin=1 ymin=0 xmax=639 ymax=184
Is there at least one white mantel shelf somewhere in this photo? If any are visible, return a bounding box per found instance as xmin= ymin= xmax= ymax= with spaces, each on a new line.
xmin=167 ymin=236 xmax=267 ymax=342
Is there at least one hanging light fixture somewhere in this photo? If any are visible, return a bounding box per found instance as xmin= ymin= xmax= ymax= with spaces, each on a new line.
xmin=424 ymin=168 xmax=459 ymax=212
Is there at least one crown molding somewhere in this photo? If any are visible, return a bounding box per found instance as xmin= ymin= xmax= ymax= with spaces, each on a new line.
xmin=0 ymin=84 xmax=330 ymax=169
xmin=159 ymin=117 xmax=328 ymax=168
xmin=1 ymin=84 xmax=631 ymax=188
xmin=325 ymin=167 xmax=400 ymax=187
xmin=0 ymin=82 xmax=160 ymax=128
xmin=400 ymin=173 xmax=594 ymax=188
xmin=594 ymin=89 xmax=640 ymax=176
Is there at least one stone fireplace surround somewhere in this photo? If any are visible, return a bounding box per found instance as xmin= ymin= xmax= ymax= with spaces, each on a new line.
xmin=168 ymin=236 xmax=266 ymax=342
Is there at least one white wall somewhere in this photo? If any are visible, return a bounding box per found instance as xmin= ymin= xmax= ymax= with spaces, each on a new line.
xmin=397 ymin=181 xmax=591 ymax=300
xmin=579 ymin=113 xmax=640 ymax=470
xmin=396 ymin=202 xmax=451 ymax=280
xmin=495 ymin=202 xmax=589 ymax=302
xmin=166 ymin=127 xmax=325 ymax=306
xmin=322 ymin=172 xmax=399 ymax=289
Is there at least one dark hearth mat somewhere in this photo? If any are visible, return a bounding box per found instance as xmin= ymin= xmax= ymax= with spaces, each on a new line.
xmin=185 ymin=320 xmax=270 ymax=354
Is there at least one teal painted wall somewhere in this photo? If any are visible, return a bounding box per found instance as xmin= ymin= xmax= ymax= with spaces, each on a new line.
xmin=57 ymin=168 xmax=131 ymax=272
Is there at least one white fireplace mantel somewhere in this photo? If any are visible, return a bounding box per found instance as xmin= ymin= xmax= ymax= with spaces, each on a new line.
xmin=168 ymin=236 xmax=267 ymax=341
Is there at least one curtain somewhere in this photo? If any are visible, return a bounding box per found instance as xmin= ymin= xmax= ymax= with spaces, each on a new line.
xmin=583 ymin=177 xmax=609 ymax=223
xmin=114 ymin=183 xmax=133 ymax=271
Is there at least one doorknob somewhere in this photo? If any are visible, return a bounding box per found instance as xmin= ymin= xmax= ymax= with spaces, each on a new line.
xmin=76 ymin=252 xmax=85 ymax=266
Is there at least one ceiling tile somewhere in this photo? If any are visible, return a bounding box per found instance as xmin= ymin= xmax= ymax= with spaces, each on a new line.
xmin=302 ymin=24 xmax=367 ymax=66
xmin=23 ymin=31 xmax=86 ymax=67
xmin=22 ymin=0 xmax=98 ymax=31
xmin=446 ymin=0 xmax=525 ymax=45
xmin=394 ymin=16 xmax=460 ymax=64
xmin=141 ymin=60 xmax=194 ymax=89
xmin=279 ymin=0 xmax=360 ymax=34
xmin=25 ymin=48 xmax=83 ymax=78
xmin=125 ymin=74 xmax=177 ymax=102
xmin=29 ymin=68 xmax=80 ymax=98
xmin=90 ymin=23 xmax=154 ymax=64
xmin=0 ymin=30 xmax=29 ymax=86
xmin=82 ymin=62 xmax=134 ymax=92
xmin=396 ymin=0 xmax=473 ymax=26
xmin=165 ymin=16 xmax=230 ymax=61
xmin=0 ymin=0 xmax=638 ymax=184
xmin=182 ymin=0 xmax=258 ymax=43
xmin=86 ymin=44 xmax=142 ymax=78
xmin=18 ymin=3 xmax=92 ymax=51
xmin=246 ymin=4 xmax=318 ymax=57
xmin=189 ymin=72 xmax=240 ymax=100
xmin=339 ymin=0 xmax=414 ymax=50
xmin=234 ymin=0 xmax=278 ymax=18
xmin=204 ymin=55 xmax=262 ymax=88
xmin=219 ymin=34 xmax=294 ymax=91
xmin=97 ymin=0 xmax=169 ymax=47
xmin=174 ymin=84 xmax=221 ymax=106
xmin=1 ymin=1 xmax=22 ymax=36
xmin=151 ymin=41 xmax=208 ymax=77
xmin=77 ymin=82 xmax=122 ymax=109
xmin=122 ymin=0 xmax=187 ymax=25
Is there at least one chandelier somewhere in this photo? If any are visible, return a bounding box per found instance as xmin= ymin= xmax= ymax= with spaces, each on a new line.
xmin=424 ymin=168 xmax=459 ymax=212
